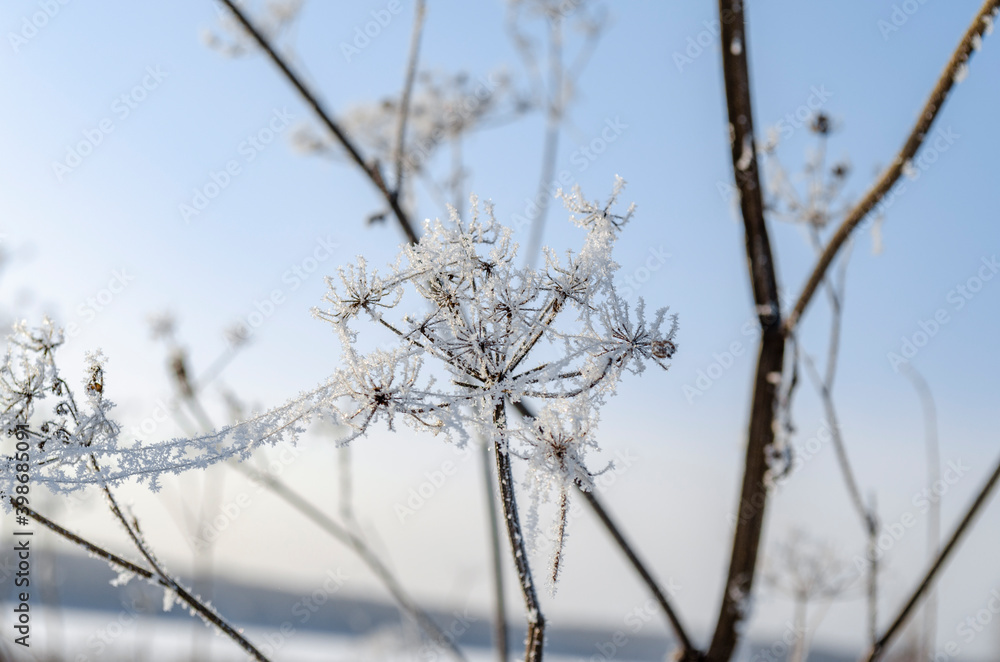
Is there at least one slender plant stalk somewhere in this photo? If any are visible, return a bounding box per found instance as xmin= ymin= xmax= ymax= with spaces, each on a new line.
xmin=16 ymin=500 xmax=270 ymax=662
xmin=524 ymin=15 xmax=563 ymax=269
xmin=707 ymin=2 xmax=785 ymax=660
xmin=785 ymin=0 xmax=1000 ymax=335
xmin=393 ymin=0 xmax=427 ymax=194
xmin=480 ymin=439 xmax=510 ymax=662
xmin=493 ymin=403 xmax=545 ymax=661
xmin=864 ymin=452 xmax=1000 ymax=661
xmin=900 ymin=364 xmax=941 ymax=662
xmin=215 ymin=0 xmax=419 ymax=243
xmin=578 ymin=488 xmax=702 ymax=660
xmin=509 ymin=400 xmax=698 ymax=657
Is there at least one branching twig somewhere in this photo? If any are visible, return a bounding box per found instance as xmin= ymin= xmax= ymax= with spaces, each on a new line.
xmin=786 ymin=0 xmax=1000 ymax=335
xmin=16 ymin=500 xmax=269 ymax=662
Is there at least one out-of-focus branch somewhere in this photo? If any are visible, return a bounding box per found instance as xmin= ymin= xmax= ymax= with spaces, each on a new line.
xmin=786 ymin=0 xmax=1000 ymax=335
xmin=393 ymin=0 xmax=427 ymax=194
xmin=865 ymin=452 xmax=1000 ymax=661
xmin=707 ymin=2 xmax=786 ymax=659
xmin=215 ymin=0 xmax=420 ymax=244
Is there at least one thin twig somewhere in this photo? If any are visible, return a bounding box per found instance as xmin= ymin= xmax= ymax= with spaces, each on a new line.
xmin=524 ymin=15 xmax=563 ymax=269
xmin=480 ymin=439 xmax=510 ymax=662
xmin=494 ymin=403 xmax=545 ymax=661
xmin=579 ymin=488 xmax=701 ymax=660
xmin=707 ymin=2 xmax=786 ymax=659
xmin=786 ymin=0 xmax=1000 ymax=335
xmin=16 ymin=500 xmax=269 ymax=662
xmin=393 ymin=0 xmax=427 ymax=194
xmin=864 ymin=452 xmax=1000 ymax=662
xmin=215 ymin=0 xmax=420 ymax=243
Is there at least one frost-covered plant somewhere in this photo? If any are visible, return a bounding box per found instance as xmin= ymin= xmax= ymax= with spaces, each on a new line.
xmin=1 ymin=178 xmax=675 ymax=661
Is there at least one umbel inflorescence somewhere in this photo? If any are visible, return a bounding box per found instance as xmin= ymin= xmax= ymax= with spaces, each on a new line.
xmin=1 ymin=177 xmax=676 ymax=587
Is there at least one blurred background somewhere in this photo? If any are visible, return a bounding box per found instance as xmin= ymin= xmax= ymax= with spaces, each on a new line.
xmin=1 ymin=0 xmax=999 ymax=660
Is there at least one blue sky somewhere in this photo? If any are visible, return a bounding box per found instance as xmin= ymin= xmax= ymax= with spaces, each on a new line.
xmin=2 ymin=0 xmax=1000 ymax=659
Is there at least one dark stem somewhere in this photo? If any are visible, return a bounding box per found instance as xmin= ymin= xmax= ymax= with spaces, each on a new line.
xmin=215 ymin=0 xmax=420 ymax=244
xmin=493 ymin=402 xmax=545 ymax=661
xmin=480 ymin=440 xmax=510 ymax=662
xmin=707 ymin=2 xmax=785 ymax=660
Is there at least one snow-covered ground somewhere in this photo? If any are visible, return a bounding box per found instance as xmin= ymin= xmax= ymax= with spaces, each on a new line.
xmin=2 ymin=606 xmax=648 ymax=662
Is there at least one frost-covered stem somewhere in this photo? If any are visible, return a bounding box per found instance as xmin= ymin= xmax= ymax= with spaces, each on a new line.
xmin=393 ymin=0 xmax=426 ymax=194
xmin=215 ymin=0 xmax=419 ymax=244
xmin=480 ymin=439 xmax=510 ymax=662
xmin=233 ymin=463 xmax=468 ymax=661
xmin=578 ymin=486 xmax=701 ymax=660
xmin=493 ymin=402 xmax=545 ymax=661
xmin=524 ymin=14 xmax=562 ymax=269
xmin=509 ymin=399 xmax=697 ymax=657
xmin=15 ymin=500 xmax=270 ymax=662
xmin=865 ymin=452 xmax=1000 ymax=662
xmin=708 ymin=1 xmax=785 ymax=660
xmin=786 ymin=0 xmax=1000 ymax=335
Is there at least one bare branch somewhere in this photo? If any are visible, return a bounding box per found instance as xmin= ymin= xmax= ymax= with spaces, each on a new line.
xmin=785 ymin=0 xmax=1000 ymax=335
xmin=707 ymin=1 xmax=786 ymax=659
xmin=864 ymin=452 xmax=1000 ymax=661
xmin=16 ymin=500 xmax=270 ymax=662
xmin=214 ymin=0 xmax=420 ymax=243
xmin=393 ymin=0 xmax=427 ymax=193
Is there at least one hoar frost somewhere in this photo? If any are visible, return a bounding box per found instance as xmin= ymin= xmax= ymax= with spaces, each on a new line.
xmin=1 ymin=177 xmax=677 ymax=588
